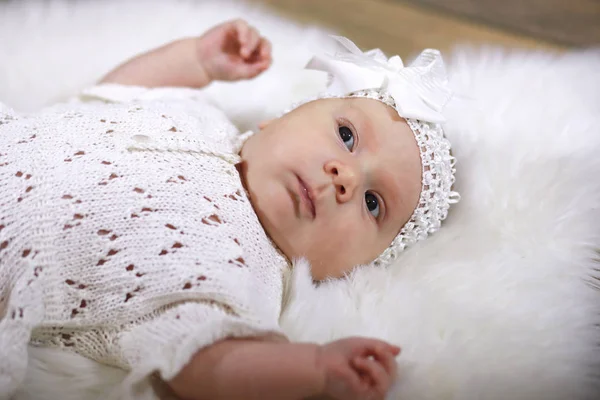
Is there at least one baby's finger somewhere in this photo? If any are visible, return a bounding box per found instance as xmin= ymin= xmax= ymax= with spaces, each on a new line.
xmin=258 ymin=38 xmax=272 ymax=61
xmin=373 ymin=345 xmax=399 ymax=377
xmin=353 ymin=357 xmax=390 ymax=397
xmin=372 ymin=346 xmax=399 ymax=376
xmin=231 ymin=20 xmax=251 ymax=57
xmin=240 ymin=26 xmax=261 ymax=59
xmin=388 ymin=343 xmax=401 ymax=356
xmin=355 ymin=338 xmax=400 ymax=359
xmin=232 ymin=19 xmax=249 ymax=42
xmin=342 ymin=369 xmax=371 ymax=400
xmin=232 ymin=58 xmax=270 ymax=80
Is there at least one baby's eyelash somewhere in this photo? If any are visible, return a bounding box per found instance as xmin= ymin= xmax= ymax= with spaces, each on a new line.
xmin=336 ymin=118 xmax=359 ymax=151
xmin=368 ymin=191 xmax=386 ymax=223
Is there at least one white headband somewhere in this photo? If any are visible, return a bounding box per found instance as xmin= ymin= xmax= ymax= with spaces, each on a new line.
xmin=307 ymin=36 xmax=453 ymax=123
xmin=300 ymin=36 xmax=460 ymax=266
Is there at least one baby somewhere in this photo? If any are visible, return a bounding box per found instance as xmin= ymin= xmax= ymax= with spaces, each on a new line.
xmin=0 ymin=20 xmax=458 ymax=400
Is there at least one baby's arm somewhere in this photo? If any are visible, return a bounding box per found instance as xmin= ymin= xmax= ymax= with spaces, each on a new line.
xmin=101 ymin=20 xmax=271 ymax=88
xmin=168 ymin=338 xmax=323 ymax=400
xmin=100 ymin=38 xmax=210 ymax=88
xmin=168 ymin=336 xmax=400 ymax=400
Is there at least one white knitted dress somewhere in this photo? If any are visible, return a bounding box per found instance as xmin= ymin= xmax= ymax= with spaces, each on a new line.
xmin=0 ymin=85 xmax=289 ymax=398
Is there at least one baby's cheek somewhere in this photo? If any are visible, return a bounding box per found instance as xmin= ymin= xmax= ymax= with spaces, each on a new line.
xmin=321 ymin=218 xmax=369 ymax=254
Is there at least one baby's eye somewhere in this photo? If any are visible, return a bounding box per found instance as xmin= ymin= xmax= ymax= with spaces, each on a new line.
xmin=365 ymin=192 xmax=380 ymax=218
xmin=338 ymin=125 xmax=355 ymax=151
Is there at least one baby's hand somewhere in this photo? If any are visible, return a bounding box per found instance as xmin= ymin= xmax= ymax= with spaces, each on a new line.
xmin=196 ymin=19 xmax=272 ymax=82
xmin=317 ymin=337 xmax=400 ymax=400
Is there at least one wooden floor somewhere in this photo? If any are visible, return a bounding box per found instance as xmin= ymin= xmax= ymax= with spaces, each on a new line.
xmin=400 ymin=0 xmax=600 ymax=47
xmin=253 ymin=0 xmax=566 ymax=58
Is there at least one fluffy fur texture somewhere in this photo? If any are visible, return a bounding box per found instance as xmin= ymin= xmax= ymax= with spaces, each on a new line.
xmin=1 ymin=1 xmax=599 ymax=399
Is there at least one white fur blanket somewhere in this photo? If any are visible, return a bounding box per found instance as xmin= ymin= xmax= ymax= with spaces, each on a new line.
xmin=1 ymin=1 xmax=599 ymax=399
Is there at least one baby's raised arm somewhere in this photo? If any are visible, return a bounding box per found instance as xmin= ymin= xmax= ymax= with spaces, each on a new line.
xmin=100 ymin=20 xmax=271 ymax=88
xmin=167 ymin=336 xmax=400 ymax=400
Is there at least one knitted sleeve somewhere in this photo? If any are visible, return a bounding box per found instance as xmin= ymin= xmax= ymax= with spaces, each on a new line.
xmin=115 ymin=301 xmax=285 ymax=399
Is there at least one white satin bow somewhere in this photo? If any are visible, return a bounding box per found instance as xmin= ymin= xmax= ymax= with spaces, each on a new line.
xmin=307 ymin=36 xmax=452 ymax=123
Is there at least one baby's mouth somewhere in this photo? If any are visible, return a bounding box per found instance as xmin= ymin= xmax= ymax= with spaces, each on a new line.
xmin=296 ymin=175 xmax=316 ymax=219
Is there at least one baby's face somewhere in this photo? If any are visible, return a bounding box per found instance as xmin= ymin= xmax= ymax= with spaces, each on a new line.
xmin=239 ymin=98 xmax=421 ymax=280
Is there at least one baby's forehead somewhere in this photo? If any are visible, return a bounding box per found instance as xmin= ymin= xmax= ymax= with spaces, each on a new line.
xmin=339 ymin=99 xmax=410 ymax=141
xmin=340 ymin=97 xmax=403 ymax=124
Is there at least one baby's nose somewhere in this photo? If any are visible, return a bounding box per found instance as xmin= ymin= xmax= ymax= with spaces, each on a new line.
xmin=324 ymin=160 xmax=358 ymax=203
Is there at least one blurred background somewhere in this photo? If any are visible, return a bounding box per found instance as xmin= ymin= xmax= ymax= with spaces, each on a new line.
xmin=0 ymin=0 xmax=598 ymax=112
xmin=253 ymin=0 xmax=600 ymax=55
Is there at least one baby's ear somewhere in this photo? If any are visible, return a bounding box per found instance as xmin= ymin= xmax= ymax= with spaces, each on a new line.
xmin=258 ymin=119 xmax=275 ymax=130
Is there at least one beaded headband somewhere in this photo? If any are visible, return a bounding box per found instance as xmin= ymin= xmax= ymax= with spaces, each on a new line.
xmin=292 ymin=36 xmax=460 ymax=266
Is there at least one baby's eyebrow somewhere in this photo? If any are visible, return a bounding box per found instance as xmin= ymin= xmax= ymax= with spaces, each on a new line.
xmin=346 ymin=105 xmax=376 ymax=146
